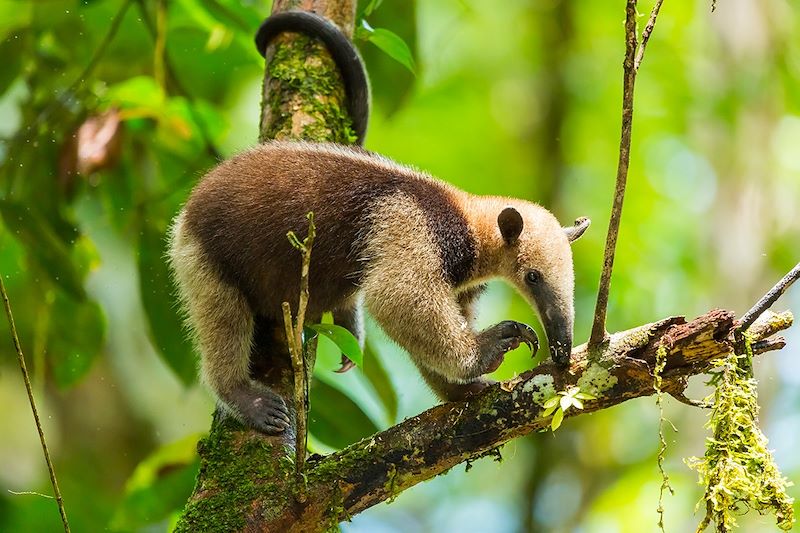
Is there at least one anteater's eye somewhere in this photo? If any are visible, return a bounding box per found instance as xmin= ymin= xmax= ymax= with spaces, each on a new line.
xmin=526 ymin=270 xmax=542 ymax=285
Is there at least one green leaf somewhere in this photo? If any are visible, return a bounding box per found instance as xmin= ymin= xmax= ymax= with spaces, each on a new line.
xmin=104 ymin=76 xmax=165 ymax=112
xmin=542 ymin=396 xmax=560 ymax=409
xmin=542 ymin=404 xmax=558 ymax=418
xmin=362 ymin=0 xmax=383 ymax=16
xmin=0 ymin=201 xmax=86 ymax=300
xmin=551 ymin=408 xmax=564 ymax=432
xmin=309 ymin=378 xmax=378 ymax=449
xmin=302 ymin=326 xmax=318 ymax=345
xmin=308 ymin=324 xmax=363 ymax=368
xmin=137 ymin=218 xmax=196 ymax=386
xmin=123 ymin=433 xmax=201 ymax=492
xmin=360 ymin=21 xmax=416 ymax=74
xmin=110 ymin=434 xmax=202 ymax=530
xmin=575 ymin=392 xmax=597 ymax=401
xmin=362 ymin=343 xmax=398 ymax=423
xmin=48 ymin=292 xmax=106 ymax=389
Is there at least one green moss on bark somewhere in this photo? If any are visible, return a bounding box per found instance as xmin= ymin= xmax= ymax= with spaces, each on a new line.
xmin=261 ymin=35 xmax=357 ymax=144
xmin=175 ymin=417 xmax=292 ymax=532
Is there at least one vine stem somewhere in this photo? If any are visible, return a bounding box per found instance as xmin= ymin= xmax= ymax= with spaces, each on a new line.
xmin=653 ymin=344 xmax=675 ymax=532
xmin=0 ymin=276 xmax=70 ymax=532
xmin=589 ymin=0 xmax=666 ymax=346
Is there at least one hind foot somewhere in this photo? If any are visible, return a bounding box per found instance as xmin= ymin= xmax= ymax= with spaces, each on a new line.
xmin=226 ymin=385 xmax=292 ymax=434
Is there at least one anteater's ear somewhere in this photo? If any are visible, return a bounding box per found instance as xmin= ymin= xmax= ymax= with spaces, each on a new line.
xmin=498 ymin=206 xmax=524 ymax=245
xmin=564 ymin=217 xmax=591 ymax=243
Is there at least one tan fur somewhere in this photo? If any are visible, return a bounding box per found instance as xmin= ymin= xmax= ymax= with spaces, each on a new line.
xmin=464 ymin=195 xmax=575 ymax=319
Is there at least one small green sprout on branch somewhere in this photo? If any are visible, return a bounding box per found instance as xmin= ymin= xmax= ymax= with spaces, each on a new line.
xmin=541 ymin=387 xmax=596 ymax=432
xmin=307 ymin=323 xmax=363 ymax=369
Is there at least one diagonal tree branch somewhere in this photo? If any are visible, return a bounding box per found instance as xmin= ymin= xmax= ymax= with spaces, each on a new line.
xmin=738 ymin=261 xmax=800 ymax=331
xmin=302 ymin=309 xmax=790 ymax=522
xmin=179 ymin=307 xmax=790 ymax=531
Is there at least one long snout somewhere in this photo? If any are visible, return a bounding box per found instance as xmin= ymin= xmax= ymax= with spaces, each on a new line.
xmin=543 ymin=317 xmax=572 ymax=366
xmin=528 ymin=283 xmax=575 ymax=366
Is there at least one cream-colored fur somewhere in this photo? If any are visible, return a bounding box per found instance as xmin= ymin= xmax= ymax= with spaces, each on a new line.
xmin=168 ymin=212 xmax=254 ymax=406
xmin=359 ymin=191 xmax=577 ymax=389
xmin=361 ymin=194 xmax=479 ymax=383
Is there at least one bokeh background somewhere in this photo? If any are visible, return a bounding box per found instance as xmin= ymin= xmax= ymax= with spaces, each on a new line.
xmin=1 ymin=0 xmax=799 ymax=531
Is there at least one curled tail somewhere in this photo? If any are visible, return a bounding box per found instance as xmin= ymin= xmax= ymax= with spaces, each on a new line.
xmin=255 ymin=10 xmax=370 ymax=145
xmin=168 ymin=212 xmax=290 ymax=434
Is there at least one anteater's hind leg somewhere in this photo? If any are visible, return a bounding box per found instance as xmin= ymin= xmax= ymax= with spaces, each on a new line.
xmin=168 ymin=213 xmax=290 ymax=434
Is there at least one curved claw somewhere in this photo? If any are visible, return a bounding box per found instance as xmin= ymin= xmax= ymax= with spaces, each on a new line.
xmin=517 ymin=325 xmax=539 ymax=357
xmin=335 ymin=355 xmax=355 ymax=373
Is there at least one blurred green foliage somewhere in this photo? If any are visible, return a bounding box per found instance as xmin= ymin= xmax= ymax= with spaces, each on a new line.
xmin=1 ymin=0 xmax=799 ymax=531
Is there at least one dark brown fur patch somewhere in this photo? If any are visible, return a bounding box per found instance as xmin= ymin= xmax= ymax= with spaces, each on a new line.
xmin=181 ymin=142 xmax=476 ymax=320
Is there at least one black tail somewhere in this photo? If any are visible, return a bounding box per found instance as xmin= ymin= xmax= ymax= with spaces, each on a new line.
xmin=255 ymin=11 xmax=370 ymax=146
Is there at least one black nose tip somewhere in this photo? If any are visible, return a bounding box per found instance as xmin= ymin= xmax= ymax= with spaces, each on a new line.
xmin=550 ymin=341 xmax=572 ymax=366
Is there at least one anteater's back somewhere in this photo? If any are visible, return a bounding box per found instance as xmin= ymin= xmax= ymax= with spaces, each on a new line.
xmin=175 ymin=141 xmax=470 ymax=318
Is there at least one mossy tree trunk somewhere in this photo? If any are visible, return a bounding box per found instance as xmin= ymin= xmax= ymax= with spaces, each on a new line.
xmin=172 ymin=2 xmax=794 ymax=531
xmin=175 ymin=1 xmax=359 ymax=531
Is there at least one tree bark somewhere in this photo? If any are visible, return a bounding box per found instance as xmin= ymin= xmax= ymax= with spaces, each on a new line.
xmin=258 ymin=0 xmax=358 ymax=144
xmin=176 ymin=302 xmax=791 ymax=531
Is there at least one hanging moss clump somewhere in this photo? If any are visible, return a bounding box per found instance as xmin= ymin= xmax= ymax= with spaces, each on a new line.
xmin=686 ymin=333 xmax=795 ymax=532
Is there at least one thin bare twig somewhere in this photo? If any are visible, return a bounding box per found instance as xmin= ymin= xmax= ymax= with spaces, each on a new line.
xmin=293 ymin=214 xmax=316 ymax=349
xmin=0 ymin=276 xmax=70 ymax=532
xmin=281 ymin=302 xmax=306 ymax=496
xmin=282 ymin=213 xmax=317 ymax=499
xmin=635 ymin=0 xmax=665 ymax=71
xmin=738 ymin=261 xmax=800 ymax=332
xmin=589 ymin=0 xmax=666 ymax=346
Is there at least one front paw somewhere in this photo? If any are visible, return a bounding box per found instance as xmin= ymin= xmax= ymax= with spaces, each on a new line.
xmin=476 ymin=320 xmax=540 ymax=373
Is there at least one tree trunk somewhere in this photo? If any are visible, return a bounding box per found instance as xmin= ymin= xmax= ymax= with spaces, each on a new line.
xmin=174 ymin=1 xmax=359 ymax=531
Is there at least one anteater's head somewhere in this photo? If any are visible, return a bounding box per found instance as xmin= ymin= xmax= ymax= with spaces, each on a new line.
xmin=494 ymin=203 xmax=590 ymax=366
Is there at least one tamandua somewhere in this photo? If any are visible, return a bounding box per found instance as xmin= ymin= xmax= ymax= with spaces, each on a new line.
xmin=168 ymin=11 xmax=589 ymax=434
